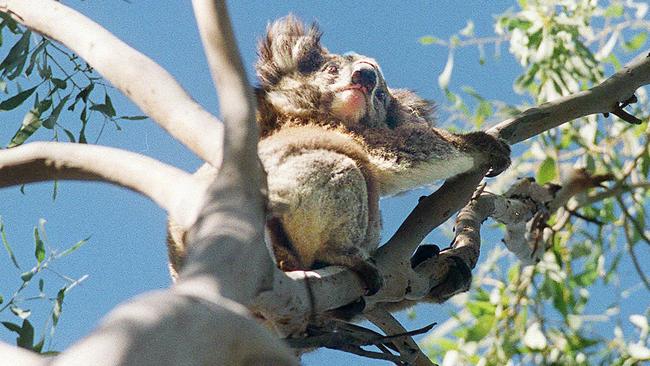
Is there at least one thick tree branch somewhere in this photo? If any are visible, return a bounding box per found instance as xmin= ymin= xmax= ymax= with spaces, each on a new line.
xmin=0 ymin=142 xmax=203 ymax=227
xmin=47 ymin=291 xmax=295 ymax=366
xmin=191 ymin=0 xmax=258 ymax=161
xmin=0 ymin=0 xmax=224 ymax=168
xmin=178 ymin=0 xmax=271 ymax=306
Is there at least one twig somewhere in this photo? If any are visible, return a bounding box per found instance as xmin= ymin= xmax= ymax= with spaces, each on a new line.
xmin=366 ymin=307 xmax=436 ymax=366
xmin=621 ymin=215 xmax=650 ymax=291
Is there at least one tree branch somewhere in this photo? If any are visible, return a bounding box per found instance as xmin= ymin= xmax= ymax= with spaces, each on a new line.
xmin=491 ymin=51 xmax=650 ymax=144
xmin=0 ymin=142 xmax=203 ymax=227
xmin=178 ymin=0 xmax=270 ymax=306
xmin=0 ymin=0 xmax=224 ymax=168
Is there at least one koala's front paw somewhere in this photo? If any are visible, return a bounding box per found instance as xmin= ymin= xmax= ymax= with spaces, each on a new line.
xmin=464 ymin=132 xmax=511 ymax=177
xmin=486 ymin=137 xmax=511 ymax=177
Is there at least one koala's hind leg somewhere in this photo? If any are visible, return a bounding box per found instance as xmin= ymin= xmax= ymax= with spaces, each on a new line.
xmin=261 ymin=133 xmax=382 ymax=295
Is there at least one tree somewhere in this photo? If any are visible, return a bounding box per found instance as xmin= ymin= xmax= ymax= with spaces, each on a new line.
xmin=0 ymin=1 xmax=648 ymax=365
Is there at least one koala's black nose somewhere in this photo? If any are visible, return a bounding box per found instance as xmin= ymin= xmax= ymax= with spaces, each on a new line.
xmin=351 ymin=67 xmax=377 ymax=91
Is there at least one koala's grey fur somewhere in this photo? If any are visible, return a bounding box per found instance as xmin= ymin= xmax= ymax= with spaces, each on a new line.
xmin=167 ymin=16 xmax=510 ymax=294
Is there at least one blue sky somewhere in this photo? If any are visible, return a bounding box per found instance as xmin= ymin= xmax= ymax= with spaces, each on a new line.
xmin=0 ymin=1 xmax=647 ymax=365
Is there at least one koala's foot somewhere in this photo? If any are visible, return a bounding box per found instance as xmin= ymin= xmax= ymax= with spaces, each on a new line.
xmin=462 ymin=132 xmax=511 ymax=177
xmin=428 ymin=255 xmax=472 ymax=303
xmin=349 ymin=258 xmax=382 ymax=296
xmin=410 ymin=244 xmax=440 ymax=268
xmin=313 ymin=248 xmax=383 ymax=296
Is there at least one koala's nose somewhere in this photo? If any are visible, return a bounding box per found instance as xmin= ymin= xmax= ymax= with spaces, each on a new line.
xmin=351 ymin=66 xmax=377 ymax=91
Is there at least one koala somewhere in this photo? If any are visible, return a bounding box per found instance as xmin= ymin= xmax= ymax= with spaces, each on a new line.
xmin=167 ymin=16 xmax=510 ymax=296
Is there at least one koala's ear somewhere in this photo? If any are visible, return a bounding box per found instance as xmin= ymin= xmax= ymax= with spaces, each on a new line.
xmin=386 ymin=88 xmax=437 ymax=128
xmin=256 ymin=15 xmax=327 ymax=86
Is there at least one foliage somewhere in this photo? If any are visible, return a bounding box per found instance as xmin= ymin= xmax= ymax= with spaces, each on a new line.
xmin=0 ymin=218 xmax=88 ymax=354
xmin=0 ymin=13 xmax=145 ymax=148
xmin=419 ymin=0 xmax=650 ymax=365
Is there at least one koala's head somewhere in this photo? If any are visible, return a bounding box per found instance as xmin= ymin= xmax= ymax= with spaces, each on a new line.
xmin=255 ymin=16 xmax=435 ymax=135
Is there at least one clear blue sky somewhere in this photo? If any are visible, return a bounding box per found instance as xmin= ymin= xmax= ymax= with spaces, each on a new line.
xmin=0 ymin=2 xmax=646 ymax=365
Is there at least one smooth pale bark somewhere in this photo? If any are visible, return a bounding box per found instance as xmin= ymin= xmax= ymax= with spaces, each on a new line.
xmin=1 ymin=0 xmax=649 ymax=363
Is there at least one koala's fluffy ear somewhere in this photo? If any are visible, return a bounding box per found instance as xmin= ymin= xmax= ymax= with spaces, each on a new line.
xmin=256 ymin=15 xmax=327 ymax=86
xmin=387 ymin=88 xmax=437 ymax=127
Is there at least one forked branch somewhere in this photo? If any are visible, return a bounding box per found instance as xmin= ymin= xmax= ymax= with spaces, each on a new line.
xmin=0 ymin=0 xmax=225 ymax=168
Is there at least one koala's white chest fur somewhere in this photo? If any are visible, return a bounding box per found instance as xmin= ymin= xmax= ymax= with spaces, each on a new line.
xmin=371 ymin=153 xmax=474 ymax=196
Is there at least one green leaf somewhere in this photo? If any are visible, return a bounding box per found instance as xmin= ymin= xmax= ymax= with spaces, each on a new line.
xmin=2 ymin=321 xmax=21 ymax=333
xmin=0 ymin=218 xmax=20 ymax=269
xmin=475 ymin=100 xmax=493 ymax=127
xmin=43 ymin=95 xmax=70 ymax=129
xmin=0 ymin=30 xmax=31 ymax=80
xmin=52 ymin=288 xmax=65 ymax=327
xmin=89 ymin=92 xmax=116 ymax=118
xmin=604 ymin=4 xmax=624 ymax=18
xmin=8 ymin=107 xmax=41 ymax=147
xmin=624 ymin=32 xmax=647 ymax=52
xmin=418 ymin=35 xmax=439 ymax=45
xmin=20 ymin=269 xmax=34 ymax=282
xmin=536 ymin=157 xmax=557 ymax=184
xmin=0 ymin=86 xmax=37 ymax=111
xmin=604 ymin=253 xmax=622 ymax=284
xmin=573 ymin=266 xmax=598 ymax=287
xmin=466 ymin=314 xmax=495 ymax=341
xmin=104 ymin=94 xmax=115 ymax=117
xmin=57 ymin=237 xmax=90 ymax=258
xmin=62 ymin=128 xmax=76 ymax=142
xmin=90 ymin=103 xmax=115 ymax=117
xmin=10 ymin=306 xmax=31 ymax=320
xmin=75 ymin=83 xmax=94 ymax=104
xmin=551 ymin=281 xmax=569 ymax=317
xmin=38 ymin=278 xmax=44 ymax=293
xmin=79 ymin=107 xmax=88 ymax=143
xmin=33 ymin=227 xmax=45 ymax=265
xmin=0 ymin=13 xmax=20 ymax=33
xmin=51 ymin=78 xmax=67 ymax=90
xmin=33 ymin=337 xmax=45 ymax=353
xmin=16 ymin=319 xmax=34 ymax=350
xmin=466 ymin=300 xmax=495 ymax=317
xmin=25 ymin=39 xmax=47 ymax=77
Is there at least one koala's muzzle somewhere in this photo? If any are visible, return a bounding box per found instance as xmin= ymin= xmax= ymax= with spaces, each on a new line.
xmin=351 ymin=64 xmax=377 ymax=93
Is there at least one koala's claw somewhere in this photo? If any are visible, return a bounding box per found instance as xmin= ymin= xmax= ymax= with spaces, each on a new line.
xmin=485 ymin=138 xmax=511 ymax=177
xmin=350 ymin=259 xmax=383 ymax=296
xmin=464 ymin=132 xmax=511 ymax=177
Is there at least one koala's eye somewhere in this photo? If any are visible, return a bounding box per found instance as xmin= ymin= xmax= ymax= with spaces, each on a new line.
xmin=324 ymin=63 xmax=339 ymax=74
xmin=375 ymin=89 xmax=387 ymax=103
